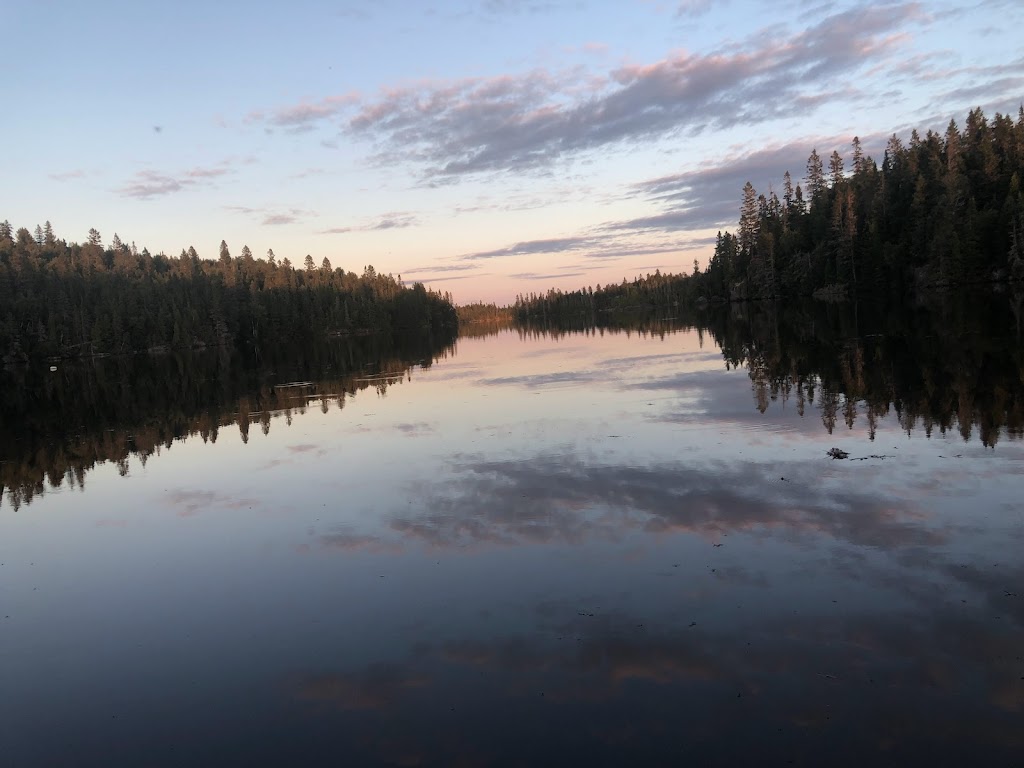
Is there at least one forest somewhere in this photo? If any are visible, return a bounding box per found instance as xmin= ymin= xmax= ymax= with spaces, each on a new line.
xmin=0 ymin=227 xmax=458 ymax=362
xmin=512 ymin=106 xmax=1024 ymax=323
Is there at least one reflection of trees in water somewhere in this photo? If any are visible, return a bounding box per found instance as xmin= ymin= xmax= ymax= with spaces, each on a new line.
xmin=515 ymin=316 xmax=692 ymax=342
xmin=514 ymin=290 xmax=1024 ymax=445
xmin=704 ymin=293 xmax=1024 ymax=446
xmin=0 ymin=331 xmax=456 ymax=510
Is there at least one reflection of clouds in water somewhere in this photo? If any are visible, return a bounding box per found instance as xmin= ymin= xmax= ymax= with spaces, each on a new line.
xmin=475 ymin=352 xmax=733 ymax=393
xmin=430 ymin=367 xmax=484 ymax=381
xmin=478 ymin=350 xmax=727 ymax=391
xmin=478 ymin=370 xmax=601 ymax=388
xmin=943 ymin=561 xmax=1024 ymax=626
xmin=258 ymin=457 xmax=293 ymax=470
xmin=518 ymin=345 xmax=590 ymax=359
xmin=382 ymin=454 xmax=944 ymax=552
xmin=627 ymin=367 xmax=900 ymax=439
xmin=289 ymin=443 xmax=327 ymax=455
xmin=599 ymin=350 xmax=723 ymax=368
xmin=292 ymin=597 xmax=1024 ymax=764
xmin=254 ymin=442 xmax=328 ymax=470
xmin=165 ymin=489 xmax=260 ymax=517
xmin=320 ymin=529 xmax=403 ymax=555
xmin=297 ymin=662 xmax=427 ymax=710
xmin=393 ymin=422 xmax=435 ymax=436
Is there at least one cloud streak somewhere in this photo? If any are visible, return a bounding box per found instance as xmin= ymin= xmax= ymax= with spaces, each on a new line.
xmin=320 ymin=212 xmax=419 ymax=235
xmin=339 ymin=3 xmax=922 ymax=176
xmin=118 ymin=164 xmax=233 ymax=199
xmin=48 ymin=169 xmax=88 ymax=182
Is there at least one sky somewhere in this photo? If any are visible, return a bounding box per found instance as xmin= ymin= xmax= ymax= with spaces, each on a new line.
xmin=6 ymin=0 xmax=1023 ymax=303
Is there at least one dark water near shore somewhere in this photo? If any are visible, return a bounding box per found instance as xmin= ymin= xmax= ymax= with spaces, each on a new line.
xmin=2 ymin=297 xmax=1023 ymax=766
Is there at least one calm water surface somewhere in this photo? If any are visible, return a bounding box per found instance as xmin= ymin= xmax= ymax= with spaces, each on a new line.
xmin=2 ymin=310 xmax=1023 ymax=766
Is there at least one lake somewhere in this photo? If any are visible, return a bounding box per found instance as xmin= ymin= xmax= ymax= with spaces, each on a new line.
xmin=2 ymin=297 xmax=1023 ymax=766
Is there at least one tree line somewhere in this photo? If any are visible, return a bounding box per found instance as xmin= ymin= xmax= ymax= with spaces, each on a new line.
xmin=0 ymin=225 xmax=458 ymax=362
xmin=512 ymin=106 xmax=1024 ymax=322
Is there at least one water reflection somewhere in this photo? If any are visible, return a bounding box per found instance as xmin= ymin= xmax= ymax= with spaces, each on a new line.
xmin=4 ymin=294 xmax=1023 ymax=511
xmin=700 ymin=295 xmax=1024 ymax=445
xmin=2 ymin=295 xmax=1023 ymax=766
xmin=0 ymin=331 xmax=457 ymax=509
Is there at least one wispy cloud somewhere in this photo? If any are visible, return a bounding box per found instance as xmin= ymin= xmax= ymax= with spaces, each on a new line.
xmin=263 ymin=213 xmax=299 ymax=226
xmin=249 ymin=93 xmax=359 ymax=132
xmin=48 ymin=169 xmax=88 ymax=182
xmin=610 ymin=134 xmax=884 ymax=233
xmin=410 ymin=272 xmax=489 ymax=282
xmin=336 ymin=3 xmax=923 ymax=176
xmin=481 ymin=0 xmax=564 ymax=14
xmin=510 ymin=271 xmax=587 ymax=280
xmin=401 ymin=264 xmax=477 ymax=275
xmin=225 ymin=205 xmax=315 ymax=227
xmin=459 ymin=232 xmax=704 ymax=264
xmin=119 ymin=163 xmax=233 ymax=199
xmin=675 ymin=0 xmax=715 ymax=18
xmin=462 ymin=236 xmax=596 ymax=260
xmin=319 ymin=212 xmax=418 ymax=235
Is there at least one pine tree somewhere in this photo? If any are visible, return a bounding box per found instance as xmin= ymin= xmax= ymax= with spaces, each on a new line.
xmin=34 ymin=224 xmax=44 ymax=246
xmin=321 ymin=257 xmax=332 ymax=271
xmin=806 ymin=150 xmax=825 ymax=200
xmin=739 ymin=181 xmax=759 ymax=255
xmin=87 ymin=228 xmax=102 ymax=246
xmin=43 ymin=221 xmax=55 ymax=245
xmin=829 ymin=151 xmax=844 ymax=187
xmin=851 ymin=136 xmax=864 ymax=174
xmin=0 ymin=220 xmax=11 ymax=241
xmin=219 ymin=240 xmax=231 ymax=264
xmin=945 ymin=119 xmax=962 ymax=172
xmin=304 ymin=255 xmax=316 ymax=272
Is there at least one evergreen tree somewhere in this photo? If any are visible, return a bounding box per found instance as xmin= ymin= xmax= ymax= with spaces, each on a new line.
xmin=739 ymin=181 xmax=759 ymax=256
xmin=829 ymin=151 xmax=844 ymax=187
xmin=851 ymin=136 xmax=864 ymax=174
xmin=806 ymin=149 xmax=825 ymax=201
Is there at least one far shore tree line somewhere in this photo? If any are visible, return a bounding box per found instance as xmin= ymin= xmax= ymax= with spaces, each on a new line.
xmin=0 ymin=228 xmax=457 ymax=362
xmin=510 ymin=106 xmax=1024 ymax=323
xmin=4 ymin=107 xmax=1023 ymax=361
